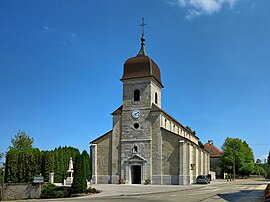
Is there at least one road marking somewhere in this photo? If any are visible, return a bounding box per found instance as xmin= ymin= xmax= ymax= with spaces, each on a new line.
xmin=188 ymin=188 xmax=222 ymax=195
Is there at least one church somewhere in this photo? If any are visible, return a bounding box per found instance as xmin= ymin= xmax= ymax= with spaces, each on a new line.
xmin=90 ymin=23 xmax=210 ymax=185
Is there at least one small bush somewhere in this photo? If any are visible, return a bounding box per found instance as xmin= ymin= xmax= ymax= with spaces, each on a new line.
xmin=41 ymin=184 xmax=70 ymax=199
xmin=144 ymin=179 xmax=151 ymax=185
xmin=85 ymin=187 xmax=102 ymax=194
xmin=118 ymin=177 xmax=125 ymax=184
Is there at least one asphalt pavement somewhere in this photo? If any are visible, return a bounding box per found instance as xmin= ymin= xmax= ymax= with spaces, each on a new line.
xmin=89 ymin=179 xmax=231 ymax=198
xmin=7 ymin=179 xmax=268 ymax=202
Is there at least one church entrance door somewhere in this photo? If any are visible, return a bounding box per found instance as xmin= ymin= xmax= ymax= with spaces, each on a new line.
xmin=131 ymin=165 xmax=141 ymax=184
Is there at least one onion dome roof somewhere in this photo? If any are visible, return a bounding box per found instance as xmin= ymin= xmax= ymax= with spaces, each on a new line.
xmin=121 ymin=36 xmax=163 ymax=87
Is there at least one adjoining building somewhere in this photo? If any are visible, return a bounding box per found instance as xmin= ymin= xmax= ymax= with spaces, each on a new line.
xmin=90 ymin=27 xmax=210 ymax=185
xmin=204 ymin=140 xmax=223 ymax=179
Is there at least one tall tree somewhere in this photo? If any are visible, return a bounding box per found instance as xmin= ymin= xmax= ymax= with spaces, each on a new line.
xmin=71 ymin=154 xmax=86 ymax=193
xmin=41 ymin=151 xmax=55 ymax=182
xmin=4 ymin=131 xmax=81 ymax=183
xmin=5 ymin=150 xmax=19 ymax=182
xmin=9 ymin=130 xmax=34 ymax=151
xmin=268 ymin=150 xmax=270 ymax=167
xmin=256 ymin=159 xmax=262 ymax=164
xmin=238 ymin=141 xmax=254 ymax=175
xmin=4 ymin=148 xmax=41 ymax=183
xmin=219 ymin=137 xmax=255 ymax=177
xmin=0 ymin=152 xmax=4 ymax=183
xmin=81 ymin=150 xmax=91 ymax=181
xmin=267 ymin=150 xmax=270 ymax=178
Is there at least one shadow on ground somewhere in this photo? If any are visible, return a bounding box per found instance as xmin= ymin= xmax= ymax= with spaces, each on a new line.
xmin=218 ymin=190 xmax=264 ymax=201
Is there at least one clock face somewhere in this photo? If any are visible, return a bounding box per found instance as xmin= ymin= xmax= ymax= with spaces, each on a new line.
xmin=132 ymin=109 xmax=140 ymax=119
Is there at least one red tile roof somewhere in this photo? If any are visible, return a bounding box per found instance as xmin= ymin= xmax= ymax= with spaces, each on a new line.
xmin=204 ymin=143 xmax=223 ymax=157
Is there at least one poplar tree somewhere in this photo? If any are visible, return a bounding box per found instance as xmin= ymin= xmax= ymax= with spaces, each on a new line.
xmin=82 ymin=150 xmax=91 ymax=181
xmin=268 ymin=150 xmax=270 ymax=167
xmin=71 ymin=154 xmax=86 ymax=193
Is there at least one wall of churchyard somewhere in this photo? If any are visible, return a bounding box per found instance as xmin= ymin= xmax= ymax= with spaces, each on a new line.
xmin=0 ymin=183 xmax=44 ymax=200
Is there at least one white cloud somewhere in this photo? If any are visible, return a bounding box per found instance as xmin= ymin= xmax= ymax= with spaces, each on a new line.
xmin=43 ymin=25 xmax=50 ymax=31
xmin=169 ymin=0 xmax=239 ymax=19
xmin=60 ymin=40 xmax=67 ymax=45
xmin=69 ymin=33 xmax=78 ymax=38
xmin=68 ymin=32 xmax=79 ymax=43
xmin=257 ymin=154 xmax=268 ymax=162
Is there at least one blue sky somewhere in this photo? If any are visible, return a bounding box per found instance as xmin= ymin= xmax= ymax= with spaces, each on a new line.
xmin=0 ymin=0 xmax=269 ymax=161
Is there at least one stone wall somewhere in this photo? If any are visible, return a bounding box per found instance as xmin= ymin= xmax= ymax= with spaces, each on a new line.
xmin=161 ymin=130 xmax=179 ymax=176
xmin=161 ymin=129 xmax=180 ymax=185
xmin=151 ymin=112 xmax=162 ymax=184
xmin=111 ymin=114 xmax=121 ymax=183
xmin=91 ymin=131 xmax=112 ymax=184
xmin=1 ymin=183 xmax=43 ymax=200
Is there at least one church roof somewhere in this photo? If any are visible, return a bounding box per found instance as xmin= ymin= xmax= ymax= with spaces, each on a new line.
xmin=204 ymin=142 xmax=223 ymax=157
xmin=151 ymin=104 xmax=199 ymax=140
xmin=111 ymin=105 xmax=123 ymax=115
xmin=121 ymin=32 xmax=163 ymax=88
xmin=90 ymin=130 xmax=112 ymax=144
xmin=110 ymin=104 xmax=199 ymax=140
xmin=121 ymin=55 xmax=163 ymax=87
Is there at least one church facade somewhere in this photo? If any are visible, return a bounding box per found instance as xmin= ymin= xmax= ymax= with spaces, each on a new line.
xmin=90 ymin=33 xmax=210 ymax=185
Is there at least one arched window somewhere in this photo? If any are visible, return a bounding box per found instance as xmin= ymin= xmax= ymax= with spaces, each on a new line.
xmin=155 ymin=92 xmax=158 ymax=104
xmin=132 ymin=145 xmax=138 ymax=153
xmin=134 ymin=89 xmax=140 ymax=101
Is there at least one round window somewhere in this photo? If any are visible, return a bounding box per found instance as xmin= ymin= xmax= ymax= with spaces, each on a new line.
xmin=134 ymin=123 xmax=139 ymax=129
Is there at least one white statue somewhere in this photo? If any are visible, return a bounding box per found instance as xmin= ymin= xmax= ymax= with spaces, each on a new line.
xmin=68 ymin=157 xmax=73 ymax=172
xmin=65 ymin=157 xmax=74 ymax=186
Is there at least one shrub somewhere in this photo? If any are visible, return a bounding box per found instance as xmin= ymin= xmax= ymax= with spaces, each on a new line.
xmin=41 ymin=184 xmax=70 ymax=198
xmin=118 ymin=177 xmax=125 ymax=184
xmin=85 ymin=187 xmax=102 ymax=194
xmin=144 ymin=179 xmax=151 ymax=185
xmin=71 ymin=154 xmax=87 ymax=193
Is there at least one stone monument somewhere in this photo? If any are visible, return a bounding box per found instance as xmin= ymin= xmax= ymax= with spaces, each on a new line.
xmin=49 ymin=173 xmax=54 ymax=184
xmin=65 ymin=157 xmax=74 ymax=186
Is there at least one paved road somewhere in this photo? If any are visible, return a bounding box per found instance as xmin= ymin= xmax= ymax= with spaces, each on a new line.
xmin=13 ymin=179 xmax=269 ymax=202
xmin=88 ymin=180 xmax=268 ymax=202
xmin=141 ymin=181 xmax=266 ymax=202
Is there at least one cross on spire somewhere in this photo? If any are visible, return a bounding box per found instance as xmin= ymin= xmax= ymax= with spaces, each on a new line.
xmin=137 ymin=18 xmax=147 ymax=56
xmin=139 ymin=18 xmax=146 ymax=37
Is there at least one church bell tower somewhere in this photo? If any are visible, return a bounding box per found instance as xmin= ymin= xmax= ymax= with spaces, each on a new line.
xmin=119 ymin=18 xmax=163 ymax=184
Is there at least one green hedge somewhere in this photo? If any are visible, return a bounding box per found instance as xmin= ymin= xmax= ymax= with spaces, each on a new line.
xmin=41 ymin=184 xmax=70 ymax=198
